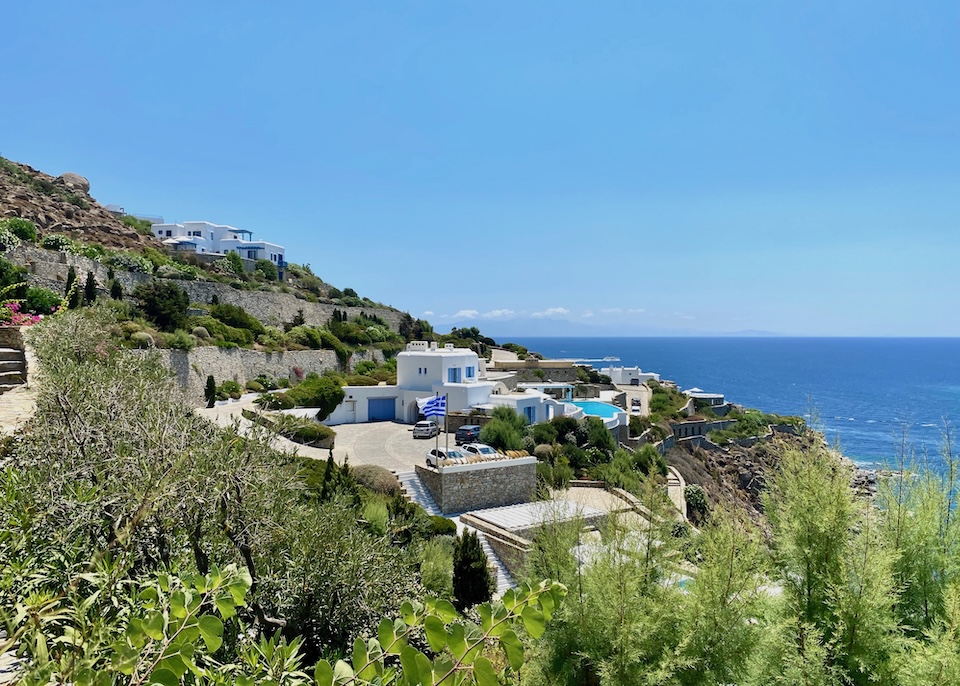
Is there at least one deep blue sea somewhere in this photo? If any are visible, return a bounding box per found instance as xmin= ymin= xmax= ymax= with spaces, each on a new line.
xmin=507 ymin=337 xmax=960 ymax=471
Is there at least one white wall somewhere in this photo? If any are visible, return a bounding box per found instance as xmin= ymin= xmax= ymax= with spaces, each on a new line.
xmin=323 ymin=385 xmax=401 ymax=425
xmin=397 ymin=346 xmax=481 ymax=390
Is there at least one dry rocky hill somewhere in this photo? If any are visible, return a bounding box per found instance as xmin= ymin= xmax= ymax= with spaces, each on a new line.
xmin=0 ymin=156 xmax=153 ymax=250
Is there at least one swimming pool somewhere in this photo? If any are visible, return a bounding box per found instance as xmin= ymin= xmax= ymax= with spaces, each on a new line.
xmin=570 ymin=401 xmax=624 ymax=419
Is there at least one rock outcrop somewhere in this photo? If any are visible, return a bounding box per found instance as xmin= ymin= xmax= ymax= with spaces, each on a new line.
xmin=666 ymin=430 xmax=830 ymax=525
xmin=0 ymin=157 xmax=154 ymax=250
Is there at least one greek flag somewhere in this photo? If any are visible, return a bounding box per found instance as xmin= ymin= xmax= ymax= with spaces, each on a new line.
xmin=417 ymin=395 xmax=446 ymax=418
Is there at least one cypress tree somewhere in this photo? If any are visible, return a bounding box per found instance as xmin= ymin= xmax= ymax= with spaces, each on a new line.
xmin=110 ymin=280 xmax=123 ymax=300
xmin=453 ymin=530 xmax=493 ymax=610
xmin=64 ymin=265 xmax=77 ymax=306
xmin=84 ymin=271 xmax=97 ymax=305
xmin=65 ymin=266 xmax=82 ymax=309
xmin=211 ymin=294 xmax=220 ymax=305
xmin=319 ymin=452 xmax=336 ymax=502
xmin=204 ymin=375 xmax=217 ymax=408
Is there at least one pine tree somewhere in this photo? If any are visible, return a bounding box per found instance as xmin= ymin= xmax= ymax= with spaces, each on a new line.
xmin=84 ymin=271 xmax=97 ymax=305
xmin=453 ymin=530 xmax=493 ymax=610
xmin=204 ymin=375 xmax=217 ymax=408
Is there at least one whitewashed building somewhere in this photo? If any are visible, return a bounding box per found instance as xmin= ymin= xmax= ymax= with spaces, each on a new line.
xmin=151 ymin=220 xmax=286 ymax=276
xmin=322 ymin=341 xmax=566 ymax=426
xmin=600 ymin=365 xmax=661 ymax=386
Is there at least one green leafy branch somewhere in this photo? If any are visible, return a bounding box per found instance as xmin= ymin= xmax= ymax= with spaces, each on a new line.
xmin=314 ymin=579 xmax=567 ymax=686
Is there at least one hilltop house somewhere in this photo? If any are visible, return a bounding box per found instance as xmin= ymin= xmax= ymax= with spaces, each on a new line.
xmin=151 ymin=220 xmax=286 ymax=278
xmin=322 ymin=342 xmax=567 ymax=426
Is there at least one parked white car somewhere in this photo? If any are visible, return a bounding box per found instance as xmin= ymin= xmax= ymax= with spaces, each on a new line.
xmin=412 ymin=420 xmax=440 ymax=439
xmin=426 ymin=447 xmax=467 ymax=467
xmin=461 ymin=443 xmax=499 ymax=458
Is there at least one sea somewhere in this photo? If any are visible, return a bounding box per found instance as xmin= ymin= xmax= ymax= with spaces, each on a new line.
xmin=507 ymin=337 xmax=960 ymax=472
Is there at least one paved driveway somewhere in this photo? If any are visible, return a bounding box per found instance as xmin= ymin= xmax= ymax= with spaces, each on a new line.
xmin=195 ymin=396 xmax=447 ymax=472
xmin=331 ymin=421 xmax=455 ymax=472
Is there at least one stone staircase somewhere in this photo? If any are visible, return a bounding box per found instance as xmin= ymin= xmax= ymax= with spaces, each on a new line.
xmin=395 ymin=469 xmax=441 ymax=516
xmin=394 ymin=470 xmax=515 ymax=595
xmin=0 ymin=347 xmax=26 ymax=395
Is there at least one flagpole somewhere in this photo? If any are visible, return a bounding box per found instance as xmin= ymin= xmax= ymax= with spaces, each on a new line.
xmin=434 ymin=391 xmax=439 ymax=457
xmin=444 ymin=393 xmax=449 ymax=454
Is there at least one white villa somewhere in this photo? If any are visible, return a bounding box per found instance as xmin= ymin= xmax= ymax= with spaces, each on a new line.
xmin=683 ymin=387 xmax=725 ymax=407
xmin=600 ymin=365 xmax=661 ymax=386
xmin=323 ymin=342 xmax=575 ymax=427
xmin=151 ymin=220 xmax=286 ymax=276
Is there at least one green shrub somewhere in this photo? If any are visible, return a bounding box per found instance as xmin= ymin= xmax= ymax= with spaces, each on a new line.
xmin=255 ymin=258 xmax=278 ymax=281
xmin=210 ymin=303 xmax=265 ymax=335
xmin=353 ymin=360 xmax=377 ymax=376
xmin=342 ymin=374 xmax=379 ymax=386
xmin=480 ymin=419 xmax=524 ymax=452
xmin=165 ymin=329 xmax=195 ymax=351
xmin=218 ymin=380 xmax=243 ymax=396
xmin=132 ymin=281 xmax=189 ymax=332
xmin=685 ymin=484 xmax=708 ymax=525
xmin=187 ymin=315 xmax=253 ymax=346
xmin=280 ymin=419 xmax=336 ymax=447
xmin=120 ymin=214 xmax=154 ymax=235
xmin=552 ymin=455 xmax=574 ymax=488
xmin=420 ymin=536 xmax=455 ymax=600
xmin=286 ymin=376 xmax=345 ymax=419
xmin=245 ymin=380 xmax=265 ymax=392
xmin=23 ymin=286 xmax=60 ymax=315
xmin=254 ymin=374 xmax=277 ymax=390
xmin=40 ymin=233 xmax=73 ymax=250
xmin=530 ymin=422 xmax=558 ymax=445
xmin=353 ymin=464 xmax=401 ymax=496
xmin=255 ymin=392 xmax=295 ymax=410
xmin=142 ymin=247 xmax=171 ymax=271
xmin=428 ymin=516 xmax=458 ymax=538
xmin=1 ymin=217 xmax=37 ymax=242
xmin=287 ymin=325 xmax=324 ymax=349
xmin=362 ymin=498 xmax=389 ymax=536
xmin=130 ymin=331 xmax=154 ymax=348
xmin=256 ymin=326 xmax=287 ymax=348
xmin=0 ymin=227 xmax=20 ymax=251
xmin=192 ymin=325 xmax=210 ymax=339
xmin=107 ymin=252 xmax=153 ymax=273
xmin=534 ymin=443 xmax=554 ymax=462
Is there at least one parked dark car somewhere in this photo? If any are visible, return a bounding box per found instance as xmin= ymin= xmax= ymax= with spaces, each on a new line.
xmin=455 ymin=424 xmax=481 ymax=445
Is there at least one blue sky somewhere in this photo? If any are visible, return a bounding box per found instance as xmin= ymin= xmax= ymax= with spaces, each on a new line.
xmin=3 ymin=1 xmax=958 ymax=336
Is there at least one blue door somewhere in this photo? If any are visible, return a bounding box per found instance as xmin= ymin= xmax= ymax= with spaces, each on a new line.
xmin=368 ymin=398 xmax=396 ymax=422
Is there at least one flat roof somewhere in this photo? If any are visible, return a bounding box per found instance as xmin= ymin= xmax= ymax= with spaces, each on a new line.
xmin=468 ymin=500 xmax=604 ymax=532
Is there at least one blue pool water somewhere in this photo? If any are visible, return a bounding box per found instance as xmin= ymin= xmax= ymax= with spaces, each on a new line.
xmin=570 ymin=400 xmax=624 ymax=419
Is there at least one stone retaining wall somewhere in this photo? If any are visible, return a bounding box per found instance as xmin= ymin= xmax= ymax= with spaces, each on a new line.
xmin=0 ymin=327 xmax=24 ymax=350
xmin=6 ymin=244 xmax=406 ymax=330
xmin=415 ymin=460 xmax=537 ymax=514
xmin=152 ymin=346 xmax=385 ymax=405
